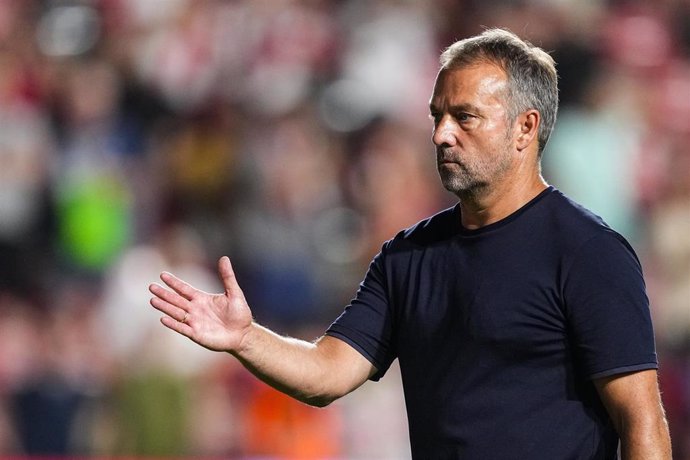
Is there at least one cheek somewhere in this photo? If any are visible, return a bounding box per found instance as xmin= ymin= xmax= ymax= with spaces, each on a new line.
xmin=482 ymin=120 xmax=514 ymax=149
xmin=482 ymin=116 xmax=509 ymax=136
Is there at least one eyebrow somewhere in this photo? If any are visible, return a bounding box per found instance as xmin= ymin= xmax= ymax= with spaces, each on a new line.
xmin=429 ymin=102 xmax=482 ymax=114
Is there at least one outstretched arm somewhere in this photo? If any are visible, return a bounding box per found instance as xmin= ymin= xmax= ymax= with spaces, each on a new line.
xmin=149 ymin=256 xmax=376 ymax=407
xmin=594 ymin=369 xmax=672 ymax=460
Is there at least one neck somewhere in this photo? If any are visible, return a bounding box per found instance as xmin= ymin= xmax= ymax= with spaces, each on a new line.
xmin=458 ymin=172 xmax=548 ymax=229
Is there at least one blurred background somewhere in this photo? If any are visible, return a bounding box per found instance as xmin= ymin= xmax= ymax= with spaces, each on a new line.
xmin=0 ymin=0 xmax=688 ymax=458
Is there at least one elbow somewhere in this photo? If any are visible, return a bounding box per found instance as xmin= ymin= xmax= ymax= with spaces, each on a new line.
xmin=275 ymin=374 xmax=350 ymax=408
xmin=302 ymin=391 xmax=341 ymax=408
xmin=298 ymin=376 xmax=355 ymax=408
xmin=299 ymin=384 xmax=350 ymax=407
xmin=266 ymin=385 xmax=341 ymax=408
xmin=306 ymin=397 xmax=335 ymax=408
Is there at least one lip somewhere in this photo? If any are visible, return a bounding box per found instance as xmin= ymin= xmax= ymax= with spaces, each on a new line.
xmin=437 ymin=149 xmax=458 ymax=164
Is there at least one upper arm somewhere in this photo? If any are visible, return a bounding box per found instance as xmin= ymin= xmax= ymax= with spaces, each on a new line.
xmin=594 ymin=369 xmax=671 ymax=459
xmin=326 ymin=248 xmax=398 ymax=380
xmin=315 ymin=335 xmax=378 ymax=397
xmin=563 ymin=232 xmax=657 ymax=378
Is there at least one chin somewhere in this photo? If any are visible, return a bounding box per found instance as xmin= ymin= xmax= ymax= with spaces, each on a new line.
xmin=439 ymin=172 xmax=468 ymax=191
xmin=441 ymin=177 xmax=487 ymax=197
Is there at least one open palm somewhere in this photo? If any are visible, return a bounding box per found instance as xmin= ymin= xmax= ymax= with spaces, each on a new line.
xmin=149 ymin=256 xmax=253 ymax=352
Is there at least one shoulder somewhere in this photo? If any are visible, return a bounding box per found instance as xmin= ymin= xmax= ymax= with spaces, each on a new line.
xmin=384 ymin=204 xmax=460 ymax=251
xmin=545 ymin=189 xmax=643 ymax=284
xmin=542 ymin=188 xmax=632 ymax=250
xmin=544 ymin=188 xmax=608 ymax=232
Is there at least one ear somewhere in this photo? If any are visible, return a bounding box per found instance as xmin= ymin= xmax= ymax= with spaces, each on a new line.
xmin=515 ymin=109 xmax=540 ymax=152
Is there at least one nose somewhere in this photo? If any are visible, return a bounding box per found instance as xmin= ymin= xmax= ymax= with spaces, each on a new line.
xmin=432 ymin=116 xmax=457 ymax=147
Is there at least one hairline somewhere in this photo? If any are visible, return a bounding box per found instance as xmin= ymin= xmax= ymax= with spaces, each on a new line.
xmin=438 ymin=30 xmax=559 ymax=156
xmin=440 ymin=57 xmax=520 ymax=119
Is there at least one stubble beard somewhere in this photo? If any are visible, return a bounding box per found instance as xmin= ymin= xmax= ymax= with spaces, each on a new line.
xmin=437 ymin=146 xmax=514 ymax=200
xmin=439 ymin=162 xmax=486 ymax=196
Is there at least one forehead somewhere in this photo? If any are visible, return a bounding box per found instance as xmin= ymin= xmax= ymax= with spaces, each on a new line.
xmin=430 ymin=62 xmax=509 ymax=108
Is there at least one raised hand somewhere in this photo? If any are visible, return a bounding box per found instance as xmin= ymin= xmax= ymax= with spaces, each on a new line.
xmin=149 ymin=256 xmax=253 ymax=353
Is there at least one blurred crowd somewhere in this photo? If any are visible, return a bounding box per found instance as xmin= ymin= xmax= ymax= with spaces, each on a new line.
xmin=0 ymin=0 xmax=687 ymax=458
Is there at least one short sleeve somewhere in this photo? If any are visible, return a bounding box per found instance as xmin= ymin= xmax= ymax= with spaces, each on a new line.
xmin=326 ymin=245 xmax=397 ymax=381
xmin=563 ymin=231 xmax=658 ymax=380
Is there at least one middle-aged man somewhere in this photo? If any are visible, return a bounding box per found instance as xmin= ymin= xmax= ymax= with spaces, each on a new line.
xmin=149 ymin=29 xmax=672 ymax=459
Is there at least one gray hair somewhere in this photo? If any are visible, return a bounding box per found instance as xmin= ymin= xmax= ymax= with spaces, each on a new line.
xmin=440 ymin=29 xmax=559 ymax=156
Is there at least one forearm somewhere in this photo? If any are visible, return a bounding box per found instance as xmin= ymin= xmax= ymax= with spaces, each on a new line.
xmin=618 ymin=408 xmax=672 ymax=460
xmin=150 ymin=257 xmax=373 ymax=406
xmin=595 ymin=370 xmax=672 ymax=459
xmin=231 ymin=322 xmax=368 ymax=407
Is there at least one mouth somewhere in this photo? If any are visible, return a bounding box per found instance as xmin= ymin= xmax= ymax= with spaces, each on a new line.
xmin=437 ymin=148 xmax=459 ymax=165
xmin=437 ymin=156 xmax=460 ymax=167
xmin=436 ymin=155 xmax=467 ymax=173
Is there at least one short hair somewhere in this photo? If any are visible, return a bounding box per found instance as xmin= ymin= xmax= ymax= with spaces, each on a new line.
xmin=440 ymin=28 xmax=559 ymax=156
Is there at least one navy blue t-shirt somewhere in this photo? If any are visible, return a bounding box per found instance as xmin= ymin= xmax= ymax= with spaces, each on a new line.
xmin=326 ymin=186 xmax=658 ymax=459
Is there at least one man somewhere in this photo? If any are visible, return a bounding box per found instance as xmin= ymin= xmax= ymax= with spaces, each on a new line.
xmin=149 ymin=29 xmax=672 ymax=459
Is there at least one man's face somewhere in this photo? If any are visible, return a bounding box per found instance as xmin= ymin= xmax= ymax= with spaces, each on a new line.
xmin=429 ymin=62 xmax=517 ymax=196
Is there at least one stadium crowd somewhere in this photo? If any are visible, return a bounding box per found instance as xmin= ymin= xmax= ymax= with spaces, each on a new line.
xmin=0 ymin=0 xmax=688 ymax=458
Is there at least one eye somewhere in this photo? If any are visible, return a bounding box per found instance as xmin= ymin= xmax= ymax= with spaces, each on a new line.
xmin=457 ymin=112 xmax=472 ymax=122
xmin=429 ymin=112 xmax=442 ymax=124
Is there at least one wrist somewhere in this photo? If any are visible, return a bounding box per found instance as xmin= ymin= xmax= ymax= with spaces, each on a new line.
xmin=231 ymin=320 xmax=259 ymax=357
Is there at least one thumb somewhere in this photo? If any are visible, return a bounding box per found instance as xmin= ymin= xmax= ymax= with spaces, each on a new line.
xmin=218 ymin=256 xmax=241 ymax=295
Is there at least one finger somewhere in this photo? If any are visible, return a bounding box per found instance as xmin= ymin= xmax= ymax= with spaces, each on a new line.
xmin=218 ymin=256 xmax=241 ymax=295
xmin=149 ymin=283 xmax=189 ymax=311
xmin=160 ymin=315 xmax=194 ymax=337
xmin=150 ymin=296 xmax=187 ymax=322
xmin=160 ymin=271 xmax=197 ymax=300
